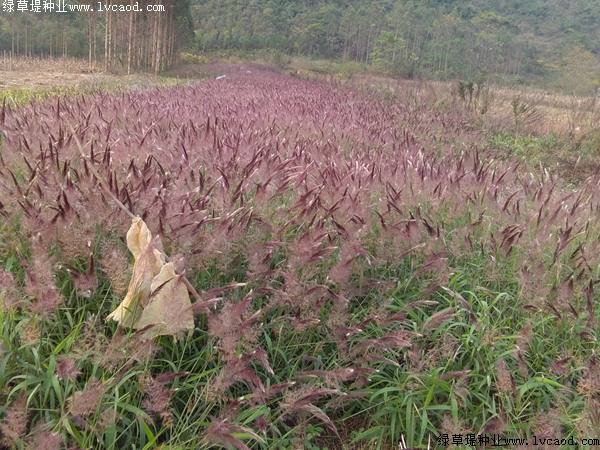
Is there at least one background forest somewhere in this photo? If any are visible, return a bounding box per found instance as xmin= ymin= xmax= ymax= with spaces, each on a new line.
xmin=1 ymin=0 xmax=599 ymax=93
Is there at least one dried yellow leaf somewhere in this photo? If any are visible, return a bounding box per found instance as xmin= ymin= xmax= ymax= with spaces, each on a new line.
xmin=106 ymin=239 xmax=164 ymax=327
xmin=135 ymin=262 xmax=194 ymax=339
xmin=126 ymin=217 xmax=153 ymax=260
xmin=107 ymin=217 xmax=193 ymax=338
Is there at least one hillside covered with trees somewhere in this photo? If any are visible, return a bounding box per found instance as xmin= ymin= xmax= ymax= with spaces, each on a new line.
xmin=0 ymin=0 xmax=598 ymax=91
xmin=189 ymin=0 xmax=600 ymax=93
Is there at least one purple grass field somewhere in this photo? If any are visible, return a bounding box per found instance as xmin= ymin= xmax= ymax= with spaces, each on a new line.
xmin=0 ymin=71 xmax=598 ymax=448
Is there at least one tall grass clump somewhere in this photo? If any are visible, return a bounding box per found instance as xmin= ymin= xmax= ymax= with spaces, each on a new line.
xmin=0 ymin=70 xmax=598 ymax=449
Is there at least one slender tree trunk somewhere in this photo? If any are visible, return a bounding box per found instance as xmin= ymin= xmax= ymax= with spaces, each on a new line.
xmin=88 ymin=5 xmax=93 ymax=69
xmin=93 ymin=18 xmax=97 ymax=66
xmin=104 ymin=5 xmax=109 ymax=70
xmin=153 ymin=9 xmax=161 ymax=73
xmin=112 ymin=8 xmax=118 ymax=69
xmin=127 ymin=0 xmax=134 ymax=74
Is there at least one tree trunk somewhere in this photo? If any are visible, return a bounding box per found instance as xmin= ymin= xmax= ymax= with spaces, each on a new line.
xmin=104 ymin=4 xmax=110 ymax=70
xmin=127 ymin=0 xmax=134 ymax=74
xmin=88 ymin=4 xmax=93 ymax=69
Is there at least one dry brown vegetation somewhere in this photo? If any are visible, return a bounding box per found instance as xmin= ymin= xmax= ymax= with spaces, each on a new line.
xmin=0 ymin=56 xmax=101 ymax=89
xmin=344 ymin=75 xmax=600 ymax=137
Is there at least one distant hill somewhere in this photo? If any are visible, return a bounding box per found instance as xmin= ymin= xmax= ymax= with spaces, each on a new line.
xmin=0 ymin=1 xmax=596 ymax=93
xmin=190 ymin=0 xmax=600 ymax=93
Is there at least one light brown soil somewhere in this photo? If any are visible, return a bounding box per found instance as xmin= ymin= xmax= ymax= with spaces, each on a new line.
xmin=0 ymin=70 xmax=109 ymax=90
xmin=0 ymin=56 xmax=112 ymax=90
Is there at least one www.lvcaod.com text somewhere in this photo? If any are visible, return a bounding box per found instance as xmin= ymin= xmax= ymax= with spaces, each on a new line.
xmin=2 ymin=1 xmax=166 ymax=13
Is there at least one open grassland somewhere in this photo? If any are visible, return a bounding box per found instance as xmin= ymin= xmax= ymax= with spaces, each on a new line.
xmin=0 ymin=69 xmax=599 ymax=449
xmin=0 ymin=56 xmax=198 ymax=108
xmin=341 ymin=75 xmax=600 ymax=183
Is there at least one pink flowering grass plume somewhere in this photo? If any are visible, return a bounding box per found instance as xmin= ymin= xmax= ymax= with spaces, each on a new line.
xmin=0 ymin=392 xmax=28 ymax=448
xmin=67 ymin=379 xmax=107 ymax=428
xmin=26 ymin=429 xmax=64 ymax=450
xmin=281 ymin=387 xmax=342 ymax=438
xmin=140 ymin=371 xmax=187 ymax=424
xmin=202 ymin=418 xmax=265 ymax=450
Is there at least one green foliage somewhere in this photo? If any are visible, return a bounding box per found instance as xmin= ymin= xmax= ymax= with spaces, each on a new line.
xmin=0 ymin=87 xmax=75 ymax=107
xmin=4 ymin=224 xmax=594 ymax=449
xmin=185 ymin=0 xmax=599 ymax=92
xmin=489 ymin=132 xmax=558 ymax=161
xmin=510 ymin=95 xmax=544 ymax=135
xmin=371 ymin=30 xmax=408 ymax=76
xmin=457 ymin=73 xmax=490 ymax=117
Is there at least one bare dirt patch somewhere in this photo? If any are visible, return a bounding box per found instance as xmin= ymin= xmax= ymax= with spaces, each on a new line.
xmin=0 ymin=70 xmax=111 ymax=90
xmin=0 ymin=56 xmax=110 ymax=90
xmin=0 ymin=56 xmax=186 ymax=92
